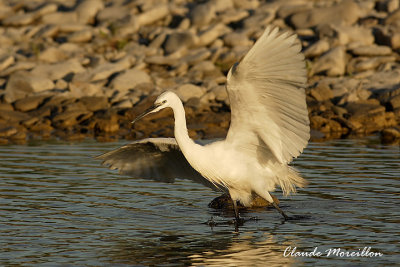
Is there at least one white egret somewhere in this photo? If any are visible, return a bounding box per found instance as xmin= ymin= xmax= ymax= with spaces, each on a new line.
xmin=97 ymin=26 xmax=309 ymax=225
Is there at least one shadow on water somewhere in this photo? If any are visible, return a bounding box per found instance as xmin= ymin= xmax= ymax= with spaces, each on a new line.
xmin=0 ymin=137 xmax=399 ymax=265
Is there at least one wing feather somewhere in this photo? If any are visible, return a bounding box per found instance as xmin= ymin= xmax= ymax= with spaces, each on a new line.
xmin=96 ymin=138 xmax=217 ymax=189
xmin=226 ymin=26 xmax=309 ymax=164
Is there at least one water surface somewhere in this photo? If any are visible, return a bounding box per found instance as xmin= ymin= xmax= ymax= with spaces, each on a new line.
xmin=0 ymin=138 xmax=399 ymax=266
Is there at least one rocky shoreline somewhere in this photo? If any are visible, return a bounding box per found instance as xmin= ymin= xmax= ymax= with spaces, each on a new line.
xmin=0 ymin=0 xmax=399 ymax=145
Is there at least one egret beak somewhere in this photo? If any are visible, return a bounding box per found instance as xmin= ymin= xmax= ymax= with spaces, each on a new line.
xmin=131 ymin=103 xmax=161 ymax=124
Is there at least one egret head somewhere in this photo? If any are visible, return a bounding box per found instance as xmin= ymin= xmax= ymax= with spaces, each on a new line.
xmin=131 ymin=91 xmax=179 ymax=124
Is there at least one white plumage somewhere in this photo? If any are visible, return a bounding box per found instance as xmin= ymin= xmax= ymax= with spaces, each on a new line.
xmin=98 ymin=26 xmax=310 ymax=224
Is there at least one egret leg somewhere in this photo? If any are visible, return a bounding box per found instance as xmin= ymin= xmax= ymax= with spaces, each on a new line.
xmin=272 ymin=202 xmax=290 ymax=220
xmin=232 ymin=200 xmax=240 ymax=221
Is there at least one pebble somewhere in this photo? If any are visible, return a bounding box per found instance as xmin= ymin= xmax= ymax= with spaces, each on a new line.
xmin=310 ymin=46 xmax=346 ymax=76
xmin=4 ymin=71 xmax=54 ymax=102
xmin=111 ymin=68 xmax=152 ymax=91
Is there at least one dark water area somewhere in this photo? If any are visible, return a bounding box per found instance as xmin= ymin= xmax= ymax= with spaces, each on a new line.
xmin=0 ymin=137 xmax=399 ymax=266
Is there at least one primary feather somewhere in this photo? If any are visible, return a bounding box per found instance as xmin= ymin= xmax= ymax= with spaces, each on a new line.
xmin=226 ymin=27 xmax=309 ymax=164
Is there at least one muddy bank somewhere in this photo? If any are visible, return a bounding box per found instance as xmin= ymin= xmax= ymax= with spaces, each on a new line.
xmin=0 ymin=0 xmax=399 ymax=145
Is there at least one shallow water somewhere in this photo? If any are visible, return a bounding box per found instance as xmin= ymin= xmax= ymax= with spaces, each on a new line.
xmin=0 ymin=137 xmax=399 ymax=266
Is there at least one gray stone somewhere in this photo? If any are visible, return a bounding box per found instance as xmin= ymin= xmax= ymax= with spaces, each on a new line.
xmin=0 ymin=110 xmax=31 ymax=123
xmin=97 ymin=6 xmax=129 ymax=23
xmin=111 ymin=69 xmax=152 ymax=91
xmin=42 ymin=12 xmax=78 ymax=25
xmin=304 ymin=39 xmax=330 ymax=58
xmin=0 ymin=102 xmax=13 ymax=111
xmin=38 ymin=47 xmax=67 ymax=63
xmin=347 ymin=56 xmax=396 ymax=73
xmin=321 ymin=25 xmax=374 ymax=46
xmin=14 ymin=95 xmax=50 ymax=112
xmin=31 ymin=59 xmax=85 ymax=81
xmin=164 ymin=31 xmax=197 ymax=54
xmin=4 ymin=71 xmax=54 ymax=102
xmin=89 ymin=56 xmax=132 ymax=82
xmin=80 ymin=96 xmax=109 ymax=112
xmin=190 ymin=3 xmax=215 ymax=28
xmin=67 ymin=29 xmax=93 ymax=43
xmin=0 ymin=61 xmax=36 ymax=77
xmin=137 ymin=5 xmax=169 ymax=26
xmin=68 ymin=81 xmax=104 ymax=97
xmin=385 ymin=8 xmax=400 ymax=27
xmin=290 ymin=0 xmax=361 ymax=29
xmin=175 ymin=84 xmax=205 ymax=102
xmin=198 ymin=24 xmax=230 ymax=46
xmin=310 ymin=46 xmax=346 ymax=76
xmin=0 ymin=55 xmax=14 ymax=72
xmin=75 ymin=0 xmax=104 ymax=24
xmin=223 ymin=32 xmax=252 ymax=47
xmin=310 ymin=81 xmax=333 ymax=101
xmin=351 ymin=45 xmax=392 ymax=56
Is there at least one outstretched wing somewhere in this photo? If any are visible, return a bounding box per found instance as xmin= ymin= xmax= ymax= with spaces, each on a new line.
xmin=96 ymin=138 xmax=216 ymax=189
xmin=226 ymin=27 xmax=309 ymax=164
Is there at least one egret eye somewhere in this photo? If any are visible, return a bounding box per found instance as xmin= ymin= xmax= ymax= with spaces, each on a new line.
xmin=162 ymin=100 xmax=167 ymax=104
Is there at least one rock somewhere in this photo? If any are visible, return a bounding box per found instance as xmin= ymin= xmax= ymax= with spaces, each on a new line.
xmin=175 ymin=84 xmax=205 ymax=102
xmin=377 ymin=0 xmax=399 ymax=13
xmin=28 ymin=119 xmax=54 ymax=133
xmin=310 ymin=81 xmax=333 ymax=101
xmin=75 ymin=0 xmax=104 ymax=24
xmin=38 ymin=47 xmax=67 ymax=63
xmin=112 ymin=99 xmax=133 ymax=109
xmin=211 ymin=85 xmax=228 ymax=102
xmin=385 ymin=8 xmax=400 ymax=27
xmin=380 ymin=127 xmax=400 ymax=144
xmin=80 ymin=96 xmax=109 ymax=112
xmin=198 ymin=23 xmax=230 ymax=46
xmin=41 ymin=12 xmax=78 ymax=25
xmin=374 ymin=26 xmax=400 ymax=49
xmin=350 ymin=45 xmax=392 ymax=56
xmin=0 ymin=126 xmax=17 ymax=137
xmin=94 ymin=118 xmax=119 ymax=134
xmin=345 ymin=101 xmax=396 ymax=133
xmin=163 ymin=31 xmax=197 ymax=54
xmin=89 ymin=56 xmax=132 ymax=82
xmin=31 ymin=59 xmax=85 ymax=81
xmin=320 ymin=25 xmax=374 ymax=46
xmin=97 ymin=5 xmax=130 ymax=23
xmin=9 ymin=130 xmax=27 ymax=142
xmin=290 ymin=0 xmax=361 ymax=29
xmin=222 ymin=32 xmax=252 ymax=47
xmin=0 ymin=103 xmax=13 ymax=111
xmin=2 ymin=12 xmax=36 ymax=27
xmin=347 ymin=56 xmax=396 ymax=73
xmin=0 ymin=55 xmax=15 ymax=72
xmin=4 ymin=71 xmax=54 ymax=102
xmin=0 ymin=61 xmax=36 ymax=77
xmin=310 ymin=115 xmax=343 ymax=133
xmin=190 ymin=2 xmax=215 ymax=28
xmin=310 ymin=46 xmax=346 ymax=76
xmin=182 ymin=48 xmax=212 ymax=66
xmin=137 ymin=5 xmax=169 ymax=26
xmin=69 ymin=81 xmax=104 ymax=97
xmin=111 ymin=68 xmax=152 ymax=91
xmin=304 ymin=39 xmax=330 ymax=58
xmin=0 ymin=110 xmax=31 ymax=123
xmin=67 ymin=29 xmax=93 ymax=43
xmin=52 ymin=110 xmax=92 ymax=129
xmin=13 ymin=95 xmax=49 ymax=112
xmin=389 ymin=94 xmax=400 ymax=110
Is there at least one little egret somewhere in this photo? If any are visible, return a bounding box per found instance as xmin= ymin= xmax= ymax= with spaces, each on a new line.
xmin=97 ymin=26 xmax=309 ymax=225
